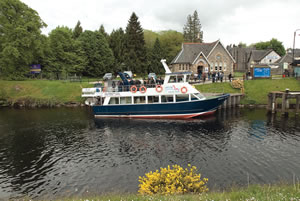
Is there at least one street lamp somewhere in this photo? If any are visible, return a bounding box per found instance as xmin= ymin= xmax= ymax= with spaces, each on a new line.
xmin=292 ymin=29 xmax=300 ymax=63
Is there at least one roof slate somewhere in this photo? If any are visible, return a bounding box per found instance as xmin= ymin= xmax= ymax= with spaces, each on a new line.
xmin=250 ymin=49 xmax=272 ymax=61
xmin=171 ymin=41 xmax=218 ymax=64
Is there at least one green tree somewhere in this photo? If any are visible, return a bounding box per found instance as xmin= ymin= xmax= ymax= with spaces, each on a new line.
xmin=124 ymin=12 xmax=147 ymax=74
xmin=73 ymin=20 xmax=83 ymax=39
xmin=109 ymin=28 xmax=126 ymax=71
xmin=144 ymin=30 xmax=160 ymax=50
xmin=160 ymin=30 xmax=184 ymax=63
xmin=46 ymin=26 xmax=87 ymax=79
xmin=98 ymin=24 xmax=109 ymax=40
xmin=149 ymin=38 xmax=164 ymax=74
xmin=183 ymin=10 xmax=203 ymax=43
xmin=254 ymin=38 xmax=285 ymax=56
xmin=0 ymin=0 xmax=47 ymax=79
xmin=79 ymin=30 xmax=114 ymax=77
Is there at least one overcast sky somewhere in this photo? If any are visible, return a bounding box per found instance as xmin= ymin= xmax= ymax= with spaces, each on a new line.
xmin=22 ymin=0 xmax=300 ymax=49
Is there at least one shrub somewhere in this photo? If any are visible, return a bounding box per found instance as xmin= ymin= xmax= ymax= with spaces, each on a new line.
xmin=138 ymin=164 xmax=208 ymax=195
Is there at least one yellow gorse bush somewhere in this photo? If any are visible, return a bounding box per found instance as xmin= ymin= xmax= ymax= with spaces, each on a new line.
xmin=138 ymin=164 xmax=208 ymax=195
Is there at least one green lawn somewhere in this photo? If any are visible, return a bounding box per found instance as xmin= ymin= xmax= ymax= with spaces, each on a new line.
xmin=45 ymin=184 xmax=300 ymax=201
xmin=195 ymin=78 xmax=300 ymax=104
xmin=0 ymin=80 xmax=92 ymax=105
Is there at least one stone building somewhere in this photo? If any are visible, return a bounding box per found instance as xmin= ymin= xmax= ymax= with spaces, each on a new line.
xmin=227 ymin=45 xmax=254 ymax=72
xmin=170 ymin=40 xmax=235 ymax=76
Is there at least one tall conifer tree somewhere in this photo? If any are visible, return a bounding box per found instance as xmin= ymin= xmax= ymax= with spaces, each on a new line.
xmin=183 ymin=10 xmax=203 ymax=43
xmin=124 ymin=12 xmax=147 ymax=74
xmin=73 ymin=20 xmax=83 ymax=39
xmin=150 ymin=38 xmax=164 ymax=74
xmin=109 ymin=28 xmax=126 ymax=71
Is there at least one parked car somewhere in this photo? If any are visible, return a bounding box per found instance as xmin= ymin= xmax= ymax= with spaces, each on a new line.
xmin=148 ymin=73 xmax=157 ymax=80
xmin=123 ymin=71 xmax=133 ymax=79
xmin=103 ymin=73 xmax=112 ymax=80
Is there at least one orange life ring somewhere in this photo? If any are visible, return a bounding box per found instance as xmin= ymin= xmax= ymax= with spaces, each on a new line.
xmin=156 ymin=85 xmax=163 ymax=93
xmin=139 ymin=86 xmax=147 ymax=93
xmin=181 ymin=86 xmax=188 ymax=94
xmin=130 ymin=85 xmax=138 ymax=93
xmin=102 ymin=87 xmax=106 ymax=92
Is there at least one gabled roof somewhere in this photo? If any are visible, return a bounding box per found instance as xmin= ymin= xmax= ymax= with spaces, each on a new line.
xmin=276 ymin=54 xmax=293 ymax=64
xmin=250 ymin=49 xmax=273 ymax=62
xmin=171 ymin=40 xmax=218 ymax=64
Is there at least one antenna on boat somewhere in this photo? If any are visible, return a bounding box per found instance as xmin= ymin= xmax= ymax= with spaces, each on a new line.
xmin=160 ymin=59 xmax=171 ymax=73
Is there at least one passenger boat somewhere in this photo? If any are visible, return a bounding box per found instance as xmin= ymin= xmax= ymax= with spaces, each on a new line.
xmin=82 ymin=60 xmax=229 ymax=119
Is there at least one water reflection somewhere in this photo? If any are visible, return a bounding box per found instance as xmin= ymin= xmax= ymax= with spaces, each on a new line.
xmin=0 ymin=108 xmax=299 ymax=200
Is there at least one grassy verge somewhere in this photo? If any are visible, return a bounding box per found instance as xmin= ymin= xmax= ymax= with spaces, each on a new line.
xmin=195 ymin=78 xmax=300 ymax=105
xmin=0 ymin=80 xmax=92 ymax=106
xmin=45 ymin=184 xmax=300 ymax=201
xmin=1 ymin=78 xmax=299 ymax=107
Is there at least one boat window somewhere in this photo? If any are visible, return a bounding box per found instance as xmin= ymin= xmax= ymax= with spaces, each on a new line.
xmin=169 ymin=76 xmax=176 ymax=83
xmin=177 ymin=76 xmax=184 ymax=83
xmin=148 ymin=96 xmax=159 ymax=103
xmin=186 ymin=75 xmax=190 ymax=82
xmin=193 ymin=93 xmax=205 ymax=100
xmin=120 ymin=97 xmax=132 ymax=104
xmin=134 ymin=96 xmax=146 ymax=104
xmin=161 ymin=95 xmax=174 ymax=103
xmin=108 ymin=97 xmax=120 ymax=105
xmin=176 ymin=94 xmax=189 ymax=102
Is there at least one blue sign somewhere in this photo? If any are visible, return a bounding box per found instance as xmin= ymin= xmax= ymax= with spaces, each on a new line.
xmin=253 ymin=67 xmax=270 ymax=78
xmin=30 ymin=64 xmax=41 ymax=74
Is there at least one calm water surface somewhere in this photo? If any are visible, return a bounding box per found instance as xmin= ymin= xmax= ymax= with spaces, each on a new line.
xmin=0 ymin=108 xmax=299 ymax=200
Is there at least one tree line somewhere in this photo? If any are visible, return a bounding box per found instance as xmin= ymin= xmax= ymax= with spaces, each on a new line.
xmin=0 ymin=0 xmax=286 ymax=80
xmin=0 ymin=0 xmax=187 ymax=80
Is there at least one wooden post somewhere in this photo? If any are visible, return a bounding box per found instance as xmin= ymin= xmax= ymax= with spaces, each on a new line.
xmin=227 ymin=95 xmax=233 ymax=108
xmin=272 ymin=93 xmax=277 ymax=114
xmin=267 ymin=93 xmax=272 ymax=111
xmin=232 ymin=95 xmax=235 ymax=107
xmin=282 ymin=93 xmax=286 ymax=115
xmin=296 ymin=95 xmax=300 ymax=115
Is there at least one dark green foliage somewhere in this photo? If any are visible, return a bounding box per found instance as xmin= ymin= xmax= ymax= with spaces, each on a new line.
xmin=238 ymin=42 xmax=247 ymax=48
xmin=254 ymin=38 xmax=285 ymax=56
xmin=45 ymin=26 xmax=87 ymax=79
xmin=109 ymin=28 xmax=126 ymax=72
xmin=78 ymin=30 xmax=114 ymax=77
xmin=73 ymin=20 xmax=83 ymax=39
xmin=98 ymin=24 xmax=109 ymax=40
xmin=149 ymin=38 xmax=164 ymax=74
xmin=124 ymin=12 xmax=147 ymax=74
xmin=183 ymin=10 xmax=203 ymax=43
xmin=160 ymin=31 xmax=184 ymax=63
xmin=0 ymin=0 xmax=46 ymax=79
xmin=144 ymin=30 xmax=184 ymax=64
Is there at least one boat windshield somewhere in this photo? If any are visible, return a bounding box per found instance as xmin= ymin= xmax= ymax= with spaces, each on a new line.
xmin=193 ymin=93 xmax=205 ymax=100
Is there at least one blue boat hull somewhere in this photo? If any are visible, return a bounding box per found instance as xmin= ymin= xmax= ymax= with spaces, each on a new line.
xmin=92 ymin=93 xmax=229 ymax=119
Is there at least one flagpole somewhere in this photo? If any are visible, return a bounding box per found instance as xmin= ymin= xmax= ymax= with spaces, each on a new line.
xmin=293 ymin=29 xmax=300 ymax=63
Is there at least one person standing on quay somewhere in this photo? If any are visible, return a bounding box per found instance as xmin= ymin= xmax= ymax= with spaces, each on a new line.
xmin=220 ymin=72 xmax=224 ymax=82
xmin=228 ymin=72 xmax=232 ymax=82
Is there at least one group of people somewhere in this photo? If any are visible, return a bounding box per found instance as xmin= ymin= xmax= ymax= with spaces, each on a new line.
xmin=113 ymin=77 xmax=164 ymax=92
xmin=191 ymin=71 xmax=233 ymax=83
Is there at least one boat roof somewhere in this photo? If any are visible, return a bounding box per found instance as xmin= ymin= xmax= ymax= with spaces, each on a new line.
xmin=165 ymin=71 xmax=193 ymax=75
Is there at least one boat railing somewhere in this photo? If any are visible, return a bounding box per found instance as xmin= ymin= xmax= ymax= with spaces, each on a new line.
xmin=104 ymin=84 xmax=160 ymax=93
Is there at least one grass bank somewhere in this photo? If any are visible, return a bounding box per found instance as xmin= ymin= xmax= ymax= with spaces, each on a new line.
xmin=44 ymin=184 xmax=300 ymax=201
xmin=195 ymin=78 xmax=300 ymax=105
xmin=0 ymin=80 xmax=92 ymax=107
xmin=0 ymin=78 xmax=299 ymax=107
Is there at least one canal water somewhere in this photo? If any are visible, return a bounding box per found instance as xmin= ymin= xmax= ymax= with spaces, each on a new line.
xmin=0 ymin=108 xmax=299 ymax=200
